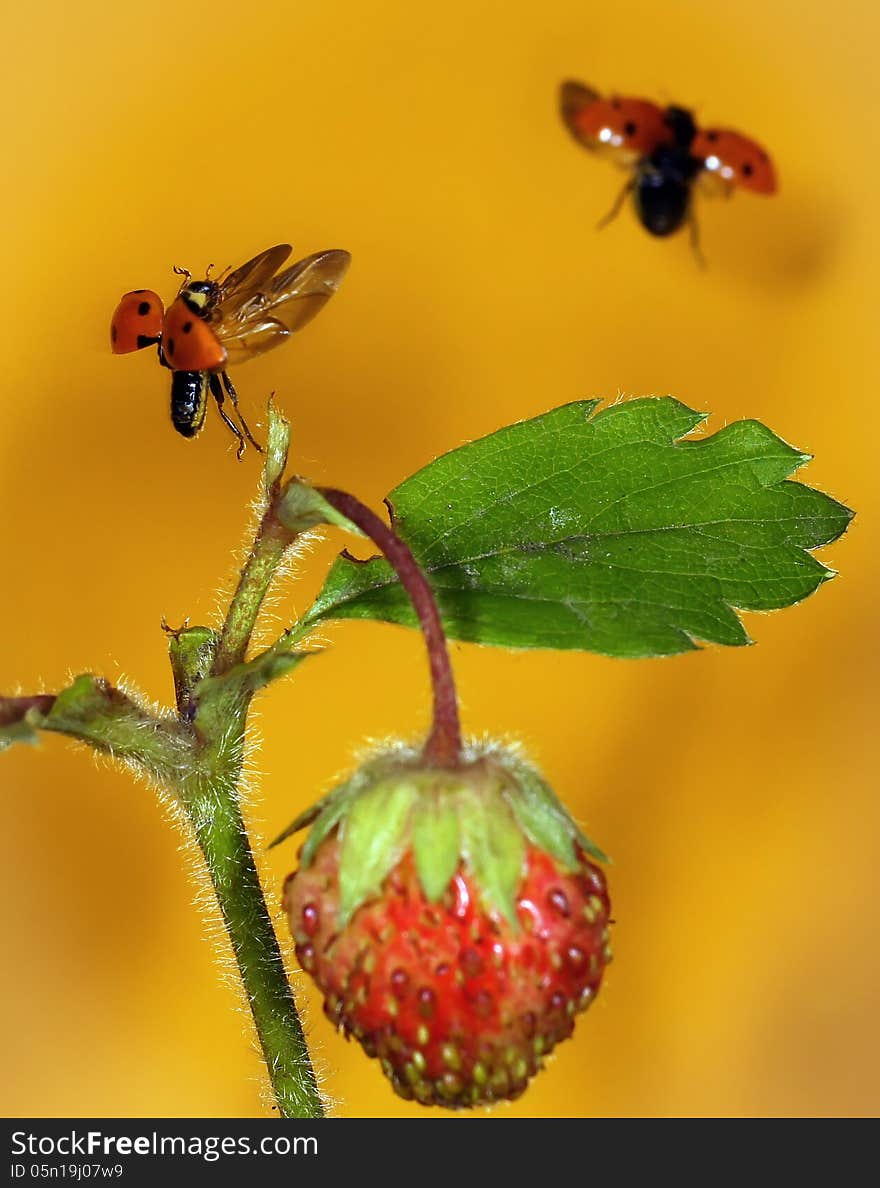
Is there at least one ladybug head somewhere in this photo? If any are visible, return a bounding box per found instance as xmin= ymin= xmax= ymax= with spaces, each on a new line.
xmin=663 ymin=105 xmax=698 ymax=151
xmin=178 ymin=278 xmax=220 ymax=319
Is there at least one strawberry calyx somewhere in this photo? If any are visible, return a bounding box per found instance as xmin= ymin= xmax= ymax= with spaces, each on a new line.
xmin=272 ymin=741 xmax=606 ymax=929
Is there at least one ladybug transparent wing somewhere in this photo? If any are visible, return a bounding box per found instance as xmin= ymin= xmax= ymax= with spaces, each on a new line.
xmin=215 ymin=249 xmax=351 ymax=365
xmin=694 ymin=169 xmax=735 ymax=199
xmin=217 ymin=243 xmax=293 ymax=309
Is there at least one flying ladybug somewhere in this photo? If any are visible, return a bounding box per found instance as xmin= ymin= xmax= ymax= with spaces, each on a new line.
xmin=111 ymin=244 xmax=351 ymax=458
xmin=559 ymin=81 xmax=777 ymax=257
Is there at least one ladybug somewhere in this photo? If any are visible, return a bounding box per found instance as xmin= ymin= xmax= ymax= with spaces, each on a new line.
xmin=111 ymin=244 xmax=351 ymax=458
xmin=559 ymin=81 xmax=776 ymax=257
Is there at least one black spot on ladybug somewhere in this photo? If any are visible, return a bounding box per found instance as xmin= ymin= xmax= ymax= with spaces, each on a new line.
xmin=111 ymin=323 xmax=117 ymax=343
xmin=706 ymin=130 xmax=719 ymax=142
xmin=742 ymin=162 xmax=754 ymax=177
xmin=166 ymin=337 xmax=175 ymax=358
xmin=182 ymin=321 xmax=193 ymax=334
xmin=137 ymin=301 xmax=151 ymax=316
xmin=624 ymin=120 xmax=637 ymax=137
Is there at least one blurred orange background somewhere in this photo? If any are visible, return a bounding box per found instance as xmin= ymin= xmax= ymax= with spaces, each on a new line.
xmin=1 ymin=0 xmax=876 ymax=1119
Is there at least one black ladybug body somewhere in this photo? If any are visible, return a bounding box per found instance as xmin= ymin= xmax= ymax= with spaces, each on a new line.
xmin=633 ymin=106 xmax=702 ymax=237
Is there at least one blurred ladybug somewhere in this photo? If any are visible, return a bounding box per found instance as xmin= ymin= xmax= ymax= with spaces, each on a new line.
xmin=111 ymin=244 xmax=350 ymax=458
xmin=559 ymin=81 xmax=777 ymax=259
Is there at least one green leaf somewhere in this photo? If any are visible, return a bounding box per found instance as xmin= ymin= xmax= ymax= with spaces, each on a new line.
xmin=411 ymin=792 xmax=461 ymax=902
xmin=338 ymin=777 xmax=419 ymax=924
xmin=303 ymin=398 xmax=853 ymax=657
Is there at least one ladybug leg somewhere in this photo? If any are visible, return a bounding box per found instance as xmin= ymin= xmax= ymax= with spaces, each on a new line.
xmin=208 ymin=373 xmax=247 ymax=461
xmin=220 ymin=371 xmax=264 ymax=454
xmin=597 ymin=178 xmax=635 ymax=231
xmin=687 ymin=207 xmax=707 ymax=269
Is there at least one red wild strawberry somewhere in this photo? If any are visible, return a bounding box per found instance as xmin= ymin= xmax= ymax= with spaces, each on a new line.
xmin=276 ymin=742 xmax=612 ymax=1109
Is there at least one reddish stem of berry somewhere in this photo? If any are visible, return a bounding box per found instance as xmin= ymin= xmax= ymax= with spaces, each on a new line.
xmin=0 ymin=694 xmax=55 ymax=725
xmin=318 ymin=488 xmax=463 ymax=768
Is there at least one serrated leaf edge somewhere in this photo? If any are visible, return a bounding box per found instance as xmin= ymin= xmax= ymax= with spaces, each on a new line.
xmin=305 ymin=397 xmax=854 ymax=657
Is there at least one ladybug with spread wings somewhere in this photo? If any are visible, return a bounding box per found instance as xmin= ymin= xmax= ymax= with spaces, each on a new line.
xmin=111 ymin=244 xmax=350 ymax=458
xmin=559 ymin=82 xmax=777 ymax=258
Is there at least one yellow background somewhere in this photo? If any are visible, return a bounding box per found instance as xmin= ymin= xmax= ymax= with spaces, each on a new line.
xmin=1 ymin=0 xmax=876 ymax=1118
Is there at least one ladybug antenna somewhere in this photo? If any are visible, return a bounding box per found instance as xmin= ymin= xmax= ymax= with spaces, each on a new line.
xmin=172 ymin=263 xmax=192 ymax=286
xmin=204 ymin=261 xmax=231 ymax=287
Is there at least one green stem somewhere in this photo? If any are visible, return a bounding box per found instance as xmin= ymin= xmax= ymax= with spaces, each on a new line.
xmin=170 ymin=613 xmax=323 ymax=1117
xmin=212 ymin=514 xmax=295 ymax=676
xmin=185 ymin=771 xmax=324 ymax=1119
xmin=174 ymin=437 xmax=325 ymax=1115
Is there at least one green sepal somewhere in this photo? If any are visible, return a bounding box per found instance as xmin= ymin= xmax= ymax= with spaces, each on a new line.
xmin=457 ymin=786 xmax=525 ymax=929
xmin=300 ymin=785 xmax=359 ymax=867
xmin=501 ymin=769 xmax=578 ymax=870
xmin=412 ymin=792 xmax=461 ymax=902
xmin=268 ymin=771 xmax=360 ymax=853
xmin=573 ymin=826 xmax=610 ymax=865
xmin=501 ymin=758 xmax=609 ymax=867
xmin=338 ymin=778 xmax=419 ymax=925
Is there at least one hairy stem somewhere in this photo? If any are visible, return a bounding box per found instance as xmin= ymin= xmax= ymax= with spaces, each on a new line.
xmin=185 ymin=767 xmax=324 ymax=1119
xmin=168 ymin=622 xmax=322 ymax=1117
xmin=318 ymin=487 xmax=462 ymax=768
xmin=181 ymin=698 xmax=323 ymax=1116
xmin=212 ymin=515 xmax=295 ymax=676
